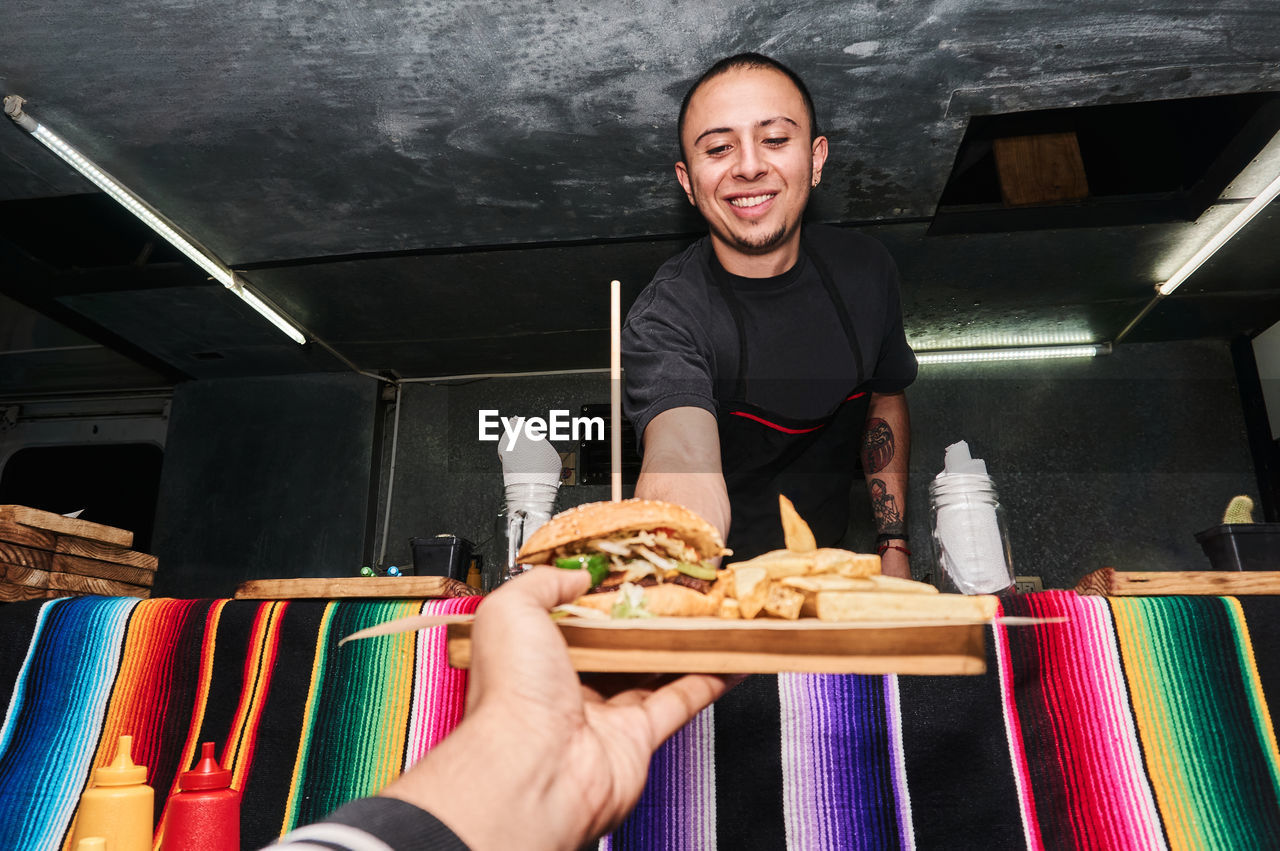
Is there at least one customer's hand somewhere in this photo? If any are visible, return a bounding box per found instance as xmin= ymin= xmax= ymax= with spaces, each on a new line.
xmin=380 ymin=567 xmax=738 ymax=850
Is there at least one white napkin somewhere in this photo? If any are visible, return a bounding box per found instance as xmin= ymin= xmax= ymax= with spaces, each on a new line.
xmin=934 ymin=441 xmax=1011 ymax=594
xmin=498 ymin=417 xmax=564 ymax=488
xmin=943 ymin=440 xmax=987 ymax=476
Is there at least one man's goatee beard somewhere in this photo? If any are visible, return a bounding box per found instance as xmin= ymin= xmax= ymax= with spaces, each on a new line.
xmin=730 ymin=225 xmax=789 ymax=253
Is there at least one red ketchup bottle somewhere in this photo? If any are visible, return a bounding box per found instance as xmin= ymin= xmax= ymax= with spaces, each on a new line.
xmin=161 ymin=742 xmax=241 ymax=850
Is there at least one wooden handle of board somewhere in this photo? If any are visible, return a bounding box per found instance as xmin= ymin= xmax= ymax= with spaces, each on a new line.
xmin=0 ymin=505 xmax=134 ymax=548
xmin=610 ymin=279 xmax=623 ymax=502
xmin=234 ymin=576 xmax=482 ymax=599
xmin=1074 ymin=568 xmax=1280 ymax=596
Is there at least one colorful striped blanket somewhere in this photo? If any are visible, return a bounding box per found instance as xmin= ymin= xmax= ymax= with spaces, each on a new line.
xmin=1 ymin=591 xmax=1278 ymax=849
xmin=0 ymin=596 xmax=480 ymax=850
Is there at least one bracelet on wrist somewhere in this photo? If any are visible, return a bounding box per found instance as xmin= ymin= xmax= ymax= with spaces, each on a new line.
xmin=876 ymin=542 xmax=911 ymax=557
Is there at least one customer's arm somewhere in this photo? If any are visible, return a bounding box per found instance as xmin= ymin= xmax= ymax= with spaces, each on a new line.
xmin=270 ymin=567 xmax=736 ymax=851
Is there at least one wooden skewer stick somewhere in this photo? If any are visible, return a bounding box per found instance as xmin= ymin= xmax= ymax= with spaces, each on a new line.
xmin=610 ymin=279 xmax=622 ymax=502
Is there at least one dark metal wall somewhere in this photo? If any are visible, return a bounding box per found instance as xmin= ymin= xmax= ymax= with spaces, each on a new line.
xmin=903 ymin=340 xmax=1254 ymax=586
xmin=379 ymin=339 xmax=1255 ymax=592
xmin=139 ymin=338 xmax=1252 ymax=597
xmin=149 ymin=372 xmax=378 ymax=597
xmin=375 ymin=375 xmax=617 ymax=578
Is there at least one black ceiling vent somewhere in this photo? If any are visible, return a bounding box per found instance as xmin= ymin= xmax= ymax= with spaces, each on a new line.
xmin=930 ymin=92 xmax=1280 ymax=235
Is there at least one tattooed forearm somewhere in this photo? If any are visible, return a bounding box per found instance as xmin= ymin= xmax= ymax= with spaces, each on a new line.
xmin=868 ymin=478 xmax=905 ymax=537
xmin=862 ymin=418 xmax=895 ymax=474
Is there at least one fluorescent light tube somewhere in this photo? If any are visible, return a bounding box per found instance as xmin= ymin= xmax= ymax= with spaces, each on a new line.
xmin=907 ymin=331 xmax=1096 ymax=350
xmin=917 ymin=344 xmax=1108 ymax=365
xmin=1157 ymin=169 xmax=1280 ymax=296
xmin=4 ymin=94 xmax=306 ymax=345
xmin=234 ymin=285 xmax=307 ymax=345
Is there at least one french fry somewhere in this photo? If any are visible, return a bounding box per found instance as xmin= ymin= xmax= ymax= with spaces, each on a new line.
xmin=867 ymin=574 xmax=940 ymax=594
xmin=733 ymin=565 xmax=770 ymax=619
xmin=730 ymin=551 xmax=814 ymax=579
xmin=779 ymin=494 xmax=816 ymax=552
xmin=812 ymin=548 xmax=881 ymax=577
xmin=763 ymin=583 xmax=805 ymax=620
xmin=762 ymin=557 xmax=813 ymax=580
xmin=781 ymin=574 xmax=876 ymax=593
xmin=828 ymin=551 xmax=882 ymax=579
xmin=812 ymin=548 xmax=855 ymax=574
xmin=810 ymin=591 xmax=998 ymax=622
xmin=755 ymin=549 xmax=807 ymax=561
xmin=708 ymin=496 xmax=996 ymax=625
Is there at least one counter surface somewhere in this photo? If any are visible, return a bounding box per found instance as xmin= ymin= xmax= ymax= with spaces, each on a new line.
xmin=0 ymin=590 xmax=1277 ymax=849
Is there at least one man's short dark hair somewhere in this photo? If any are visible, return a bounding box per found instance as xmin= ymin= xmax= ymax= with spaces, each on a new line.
xmin=677 ymin=52 xmax=819 ymax=161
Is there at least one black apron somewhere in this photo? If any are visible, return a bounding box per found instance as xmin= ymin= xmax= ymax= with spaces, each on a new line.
xmin=710 ymin=240 xmax=873 ymax=849
xmin=713 ymin=239 xmax=871 ymax=563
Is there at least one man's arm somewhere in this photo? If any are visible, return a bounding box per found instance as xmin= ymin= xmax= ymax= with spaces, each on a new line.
xmin=863 ymin=391 xmax=911 ymax=579
xmin=633 ymin=407 xmax=730 ymax=553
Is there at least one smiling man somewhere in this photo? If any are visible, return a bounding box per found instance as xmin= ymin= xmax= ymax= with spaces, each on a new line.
xmin=623 ymin=53 xmax=917 ymax=579
xmin=621 ymin=53 xmax=918 ymax=848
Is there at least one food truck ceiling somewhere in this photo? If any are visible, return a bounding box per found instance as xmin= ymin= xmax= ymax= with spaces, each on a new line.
xmin=2 ymin=0 xmax=1280 ymax=394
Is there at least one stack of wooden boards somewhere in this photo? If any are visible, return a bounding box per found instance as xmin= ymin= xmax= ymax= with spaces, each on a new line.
xmin=0 ymin=505 xmax=155 ymax=601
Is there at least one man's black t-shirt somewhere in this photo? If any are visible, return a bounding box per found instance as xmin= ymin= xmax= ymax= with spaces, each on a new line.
xmin=623 ymin=223 xmax=917 ymax=447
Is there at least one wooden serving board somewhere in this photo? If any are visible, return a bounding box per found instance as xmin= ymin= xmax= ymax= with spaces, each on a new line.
xmin=0 ymin=539 xmax=157 ymax=585
xmin=447 ymin=617 xmax=989 ymax=675
xmin=234 ymin=576 xmax=481 ymax=600
xmin=0 ymin=580 xmax=63 ymax=602
xmin=1074 ymin=568 xmax=1280 ymax=596
xmin=0 ymin=563 xmax=150 ymax=599
xmin=0 ymin=506 xmax=134 ymax=548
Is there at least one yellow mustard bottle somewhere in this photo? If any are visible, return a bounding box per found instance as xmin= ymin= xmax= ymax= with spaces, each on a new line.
xmin=70 ymin=735 xmax=154 ymax=851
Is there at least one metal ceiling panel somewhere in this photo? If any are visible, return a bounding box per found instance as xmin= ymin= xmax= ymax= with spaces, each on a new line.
xmin=57 ymin=286 xmax=349 ymax=378
xmin=4 ymin=2 xmax=1279 ymax=260
xmin=2 ymin=2 xmax=1279 ymax=388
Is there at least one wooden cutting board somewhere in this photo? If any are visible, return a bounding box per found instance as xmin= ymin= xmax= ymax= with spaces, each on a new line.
xmin=0 ymin=506 xmax=133 ymax=548
xmin=1074 ymin=568 xmax=1280 ymax=596
xmin=446 ymin=618 xmax=988 ymax=675
xmin=234 ymin=576 xmax=481 ymax=600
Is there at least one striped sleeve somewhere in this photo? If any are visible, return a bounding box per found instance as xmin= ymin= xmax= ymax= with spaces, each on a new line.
xmin=268 ymin=797 xmax=470 ymax=850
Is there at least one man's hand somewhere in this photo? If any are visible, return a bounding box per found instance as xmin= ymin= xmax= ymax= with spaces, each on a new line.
xmin=380 ymin=568 xmax=737 ymax=850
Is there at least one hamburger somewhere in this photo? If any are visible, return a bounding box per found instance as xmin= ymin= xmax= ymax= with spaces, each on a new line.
xmin=517 ymin=498 xmax=731 ymax=617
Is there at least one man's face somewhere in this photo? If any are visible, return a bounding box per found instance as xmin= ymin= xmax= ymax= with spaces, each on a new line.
xmin=675 ymin=66 xmax=827 ymax=270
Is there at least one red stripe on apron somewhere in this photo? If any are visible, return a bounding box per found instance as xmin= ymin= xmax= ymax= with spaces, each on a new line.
xmin=728 ymin=410 xmax=825 ymax=434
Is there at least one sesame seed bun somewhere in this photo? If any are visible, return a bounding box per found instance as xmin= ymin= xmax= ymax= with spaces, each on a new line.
xmin=517 ymin=498 xmax=728 ymax=564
